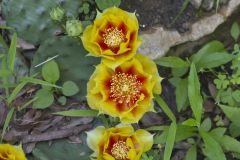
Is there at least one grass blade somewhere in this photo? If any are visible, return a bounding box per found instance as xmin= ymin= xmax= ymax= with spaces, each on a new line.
xmin=172 ymin=0 xmax=190 ymax=24
xmin=7 ymin=32 xmax=17 ymax=72
xmin=154 ymin=94 xmax=176 ymax=122
xmin=7 ymin=81 xmax=27 ymax=104
xmin=1 ymin=107 xmax=15 ymax=141
xmin=164 ymin=122 xmax=177 ymax=160
xmin=20 ymin=77 xmax=62 ymax=89
xmin=185 ymin=144 xmax=197 ymax=160
xmin=18 ymin=97 xmax=38 ymax=111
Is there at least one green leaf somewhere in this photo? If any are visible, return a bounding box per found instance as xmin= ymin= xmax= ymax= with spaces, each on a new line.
xmin=1 ymin=107 xmax=14 ymax=141
xmin=188 ymin=63 xmax=203 ymax=123
xmin=200 ymin=130 xmax=226 ymax=160
xmin=219 ymin=104 xmax=240 ymax=124
xmin=164 ymin=122 xmax=177 ymax=160
xmin=0 ymin=25 xmax=14 ymax=30
xmin=220 ymin=135 xmax=240 ymax=154
xmin=20 ymin=77 xmax=62 ymax=89
xmin=95 ymin=0 xmax=121 ymax=10
xmin=200 ymin=117 xmax=212 ymax=132
xmin=62 ymin=81 xmax=79 ymax=96
xmin=191 ymin=41 xmax=225 ymax=64
xmin=146 ymin=125 xmax=168 ymax=131
xmin=175 ymin=78 xmax=189 ymax=112
xmin=154 ymin=125 xmax=196 ymax=144
xmin=209 ymin=127 xmax=226 ymax=142
xmin=229 ymin=122 xmax=240 ymax=138
xmin=42 ymin=60 xmax=60 ymax=84
xmin=154 ymin=56 xmax=189 ymax=68
xmin=33 ymin=89 xmax=54 ymax=109
xmin=154 ymin=130 xmax=168 ymax=144
xmin=53 ymin=109 xmax=99 ymax=117
xmin=214 ymin=74 xmax=229 ymax=89
xmin=182 ymin=118 xmax=198 ymax=127
xmin=175 ymin=125 xmax=197 ymax=142
xmin=232 ymin=90 xmax=240 ymax=102
xmin=171 ymin=67 xmax=188 ymax=77
xmin=7 ymin=32 xmax=17 ymax=72
xmin=218 ymin=88 xmax=235 ymax=106
xmin=154 ymin=94 xmax=176 ymax=122
xmin=195 ymin=51 xmax=233 ymax=70
xmin=7 ymin=81 xmax=27 ymax=104
xmin=185 ymin=145 xmax=197 ymax=160
xmin=231 ymin=22 xmax=240 ymax=41
xmin=57 ymin=96 xmax=67 ymax=105
xmin=0 ymin=69 xmax=12 ymax=77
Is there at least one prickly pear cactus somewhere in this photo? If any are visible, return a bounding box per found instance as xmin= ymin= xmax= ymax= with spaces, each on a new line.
xmin=31 ymin=36 xmax=100 ymax=100
xmin=2 ymin=0 xmax=83 ymax=45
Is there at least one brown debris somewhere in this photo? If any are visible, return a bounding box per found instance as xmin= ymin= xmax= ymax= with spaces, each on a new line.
xmin=3 ymin=101 xmax=94 ymax=150
xmin=22 ymin=124 xmax=91 ymax=143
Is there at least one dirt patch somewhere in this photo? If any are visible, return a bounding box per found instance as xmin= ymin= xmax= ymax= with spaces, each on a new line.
xmin=120 ymin=0 xmax=197 ymax=33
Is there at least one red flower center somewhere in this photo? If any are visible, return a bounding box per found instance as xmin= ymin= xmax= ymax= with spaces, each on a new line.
xmin=110 ymin=72 xmax=142 ymax=105
xmin=103 ymin=27 xmax=125 ymax=48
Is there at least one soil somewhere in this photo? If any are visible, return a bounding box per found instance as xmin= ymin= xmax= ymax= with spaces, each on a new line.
xmin=120 ymin=0 xmax=197 ymax=33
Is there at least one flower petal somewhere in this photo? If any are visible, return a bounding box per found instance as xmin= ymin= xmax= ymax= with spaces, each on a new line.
xmin=86 ymin=126 xmax=106 ymax=152
xmin=135 ymin=54 xmax=163 ymax=94
xmin=0 ymin=144 xmax=26 ymax=160
xmin=135 ymin=129 xmax=153 ymax=152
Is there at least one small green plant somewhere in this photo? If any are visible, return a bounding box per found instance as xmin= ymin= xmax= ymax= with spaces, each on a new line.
xmin=151 ymin=101 xmax=240 ymax=160
xmin=0 ymin=28 xmax=61 ymax=141
xmin=155 ymin=40 xmax=232 ymax=113
xmin=33 ymin=60 xmax=79 ymax=109
xmin=211 ymin=22 xmax=240 ymax=139
xmin=214 ymin=22 xmax=240 ymax=107
xmin=152 ymin=22 xmax=240 ymax=159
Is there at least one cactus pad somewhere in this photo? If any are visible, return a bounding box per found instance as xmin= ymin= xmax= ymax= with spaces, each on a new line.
xmin=2 ymin=0 xmax=83 ymax=45
xmin=31 ymin=36 xmax=100 ymax=100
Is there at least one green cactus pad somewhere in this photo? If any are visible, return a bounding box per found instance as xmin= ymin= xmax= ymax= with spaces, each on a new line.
xmin=31 ymin=36 xmax=100 ymax=100
xmin=2 ymin=0 xmax=83 ymax=45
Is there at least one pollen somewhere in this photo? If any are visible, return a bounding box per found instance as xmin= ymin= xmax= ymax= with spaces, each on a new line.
xmin=103 ymin=27 xmax=125 ymax=48
xmin=110 ymin=72 xmax=142 ymax=105
xmin=111 ymin=141 xmax=130 ymax=160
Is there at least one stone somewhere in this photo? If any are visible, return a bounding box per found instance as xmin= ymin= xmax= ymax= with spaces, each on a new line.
xmin=202 ymin=0 xmax=214 ymax=11
xmin=190 ymin=0 xmax=203 ymax=9
xmin=139 ymin=0 xmax=240 ymax=59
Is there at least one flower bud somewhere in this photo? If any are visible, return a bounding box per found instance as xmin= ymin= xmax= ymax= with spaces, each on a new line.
xmin=50 ymin=7 xmax=65 ymax=21
xmin=66 ymin=20 xmax=83 ymax=37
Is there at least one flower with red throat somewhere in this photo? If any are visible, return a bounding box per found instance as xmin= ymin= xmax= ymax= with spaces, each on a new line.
xmin=87 ymin=54 xmax=162 ymax=123
xmin=87 ymin=125 xmax=153 ymax=160
xmin=81 ymin=7 xmax=141 ymax=68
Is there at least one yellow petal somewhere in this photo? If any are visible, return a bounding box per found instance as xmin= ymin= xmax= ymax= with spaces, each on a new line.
xmin=135 ymin=129 xmax=153 ymax=152
xmin=103 ymin=152 xmax=115 ymax=160
xmin=0 ymin=144 xmax=27 ymax=160
xmin=135 ymin=54 xmax=163 ymax=94
xmin=86 ymin=126 xmax=106 ymax=152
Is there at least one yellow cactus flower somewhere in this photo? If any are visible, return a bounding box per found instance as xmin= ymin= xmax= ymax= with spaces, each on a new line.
xmin=81 ymin=7 xmax=141 ymax=68
xmin=87 ymin=125 xmax=153 ymax=160
xmin=0 ymin=144 xmax=27 ymax=160
xmin=87 ymin=54 xmax=162 ymax=123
